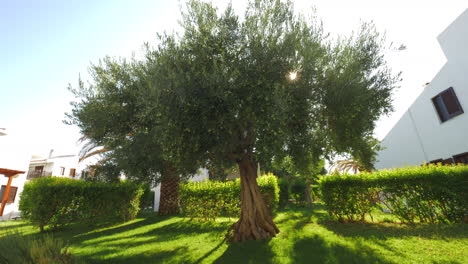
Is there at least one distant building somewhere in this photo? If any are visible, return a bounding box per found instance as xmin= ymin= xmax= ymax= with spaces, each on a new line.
xmin=26 ymin=150 xmax=82 ymax=180
xmin=376 ymin=9 xmax=468 ymax=169
xmin=1 ymin=147 xmax=83 ymax=220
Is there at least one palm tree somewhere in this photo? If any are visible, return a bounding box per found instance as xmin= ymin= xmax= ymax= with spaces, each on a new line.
xmin=331 ymin=159 xmax=366 ymax=174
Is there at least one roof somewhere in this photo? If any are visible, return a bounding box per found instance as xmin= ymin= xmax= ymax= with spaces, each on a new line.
xmin=0 ymin=168 xmax=26 ymax=177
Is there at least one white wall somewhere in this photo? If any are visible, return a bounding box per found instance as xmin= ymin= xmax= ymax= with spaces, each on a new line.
xmin=29 ymin=154 xmax=83 ymax=179
xmin=376 ymin=9 xmax=468 ymax=169
xmin=48 ymin=156 xmax=81 ymax=178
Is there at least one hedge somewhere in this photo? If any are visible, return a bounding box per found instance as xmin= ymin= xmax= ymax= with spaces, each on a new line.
xmin=20 ymin=177 xmax=144 ymax=231
xmin=180 ymin=173 xmax=279 ymax=220
xmin=319 ymin=165 xmax=468 ymax=223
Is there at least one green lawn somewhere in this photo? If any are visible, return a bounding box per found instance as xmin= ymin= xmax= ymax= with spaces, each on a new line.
xmin=1 ymin=204 xmax=466 ymax=264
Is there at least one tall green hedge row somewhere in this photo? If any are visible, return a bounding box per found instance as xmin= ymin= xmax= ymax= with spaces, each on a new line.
xmin=180 ymin=174 xmax=279 ymax=220
xmin=20 ymin=177 xmax=144 ymax=231
xmin=319 ymin=165 xmax=468 ymax=223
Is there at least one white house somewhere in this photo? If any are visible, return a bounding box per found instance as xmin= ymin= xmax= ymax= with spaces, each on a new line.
xmin=376 ymin=9 xmax=468 ymax=169
xmin=26 ymin=150 xmax=83 ymax=180
xmin=1 ymin=128 xmax=84 ymax=220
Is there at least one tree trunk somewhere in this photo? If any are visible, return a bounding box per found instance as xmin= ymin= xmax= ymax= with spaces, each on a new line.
xmin=158 ymin=164 xmax=180 ymax=216
xmin=228 ymin=155 xmax=279 ymax=242
xmin=305 ymin=183 xmax=313 ymax=207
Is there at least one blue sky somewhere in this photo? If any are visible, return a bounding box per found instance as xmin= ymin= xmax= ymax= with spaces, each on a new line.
xmin=1 ymin=0 xmax=467 ymax=160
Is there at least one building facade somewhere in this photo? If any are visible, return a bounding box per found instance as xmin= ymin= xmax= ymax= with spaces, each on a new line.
xmin=1 ymin=145 xmax=83 ymax=220
xmin=376 ymin=9 xmax=468 ymax=169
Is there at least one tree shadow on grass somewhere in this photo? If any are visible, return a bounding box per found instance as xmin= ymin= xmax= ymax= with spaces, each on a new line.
xmin=72 ymin=217 xmax=230 ymax=264
xmin=77 ymin=219 xmax=229 ymax=247
xmin=319 ymin=220 xmax=468 ymax=240
xmin=0 ymin=222 xmax=30 ymax=233
xmin=68 ymin=214 xmax=171 ymax=240
xmin=192 ymin=238 xmax=226 ymax=264
xmin=83 ymin=246 xmax=190 ymax=264
xmin=293 ymin=235 xmax=395 ymax=264
xmin=213 ymin=240 xmax=275 ymax=264
xmin=3 ymin=215 xmax=224 ymax=264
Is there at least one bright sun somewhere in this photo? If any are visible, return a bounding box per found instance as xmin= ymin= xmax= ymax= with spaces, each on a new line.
xmin=288 ymin=71 xmax=297 ymax=81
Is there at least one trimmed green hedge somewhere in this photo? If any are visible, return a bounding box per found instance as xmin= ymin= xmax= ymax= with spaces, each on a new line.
xmin=319 ymin=165 xmax=468 ymax=223
xmin=20 ymin=177 xmax=144 ymax=231
xmin=180 ymin=173 xmax=279 ymax=220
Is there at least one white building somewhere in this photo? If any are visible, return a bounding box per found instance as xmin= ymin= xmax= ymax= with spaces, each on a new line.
xmin=26 ymin=150 xmax=82 ymax=180
xmin=1 ymin=128 xmax=84 ymax=220
xmin=376 ymin=9 xmax=468 ymax=169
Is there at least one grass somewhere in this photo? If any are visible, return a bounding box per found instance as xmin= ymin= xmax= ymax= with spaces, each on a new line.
xmin=1 ymin=203 xmax=467 ymax=264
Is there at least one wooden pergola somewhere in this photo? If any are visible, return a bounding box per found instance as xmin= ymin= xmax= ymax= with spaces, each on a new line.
xmin=0 ymin=168 xmax=25 ymax=217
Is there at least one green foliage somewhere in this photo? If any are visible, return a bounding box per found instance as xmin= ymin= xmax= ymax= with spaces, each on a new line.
xmin=139 ymin=184 xmax=155 ymax=211
xmin=0 ymin=232 xmax=84 ymax=264
xmin=319 ymin=165 xmax=468 ymax=223
xmin=2 ymin=205 xmax=467 ymax=264
xmin=180 ymin=174 xmax=279 ymax=220
xmin=277 ymin=178 xmax=290 ymax=207
xmin=270 ymin=156 xmax=325 ymax=207
xmin=142 ymin=0 xmax=399 ymax=177
xmin=289 ymin=177 xmax=307 ymax=203
xmin=19 ymin=177 xmax=144 ymax=231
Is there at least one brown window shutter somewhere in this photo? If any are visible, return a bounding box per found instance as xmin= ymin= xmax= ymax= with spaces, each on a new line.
xmin=1 ymin=186 xmax=18 ymax=204
xmin=441 ymin=88 xmax=461 ymax=115
xmin=69 ymin=168 xmax=76 ymax=177
xmin=7 ymin=187 xmax=18 ymax=203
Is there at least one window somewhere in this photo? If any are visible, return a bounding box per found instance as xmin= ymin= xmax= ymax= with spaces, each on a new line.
xmin=0 ymin=186 xmax=18 ymax=203
xmin=453 ymin=152 xmax=468 ymax=164
xmin=69 ymin=168 xmax=76 ymax=177
xmin=432 ymin=87 xmax=463 ymax=122
xmin=60 ymin=167 xmax=65 ymax=176
xmin=35 ymin=166 xmax=44 ymax=173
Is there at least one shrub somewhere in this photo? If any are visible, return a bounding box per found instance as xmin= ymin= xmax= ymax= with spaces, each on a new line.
xmin=20 ymin=177 xmax=144 ymax=231
xmin=139 ymin=184 xmax=155 ymax=211
xmin=180 ymin=174 xmax=279 ymax=220
xmin=278 ymin=177 xmax=313 ymax=207
xmin=319 ymin=165 xmax=468 ymax=223
xmin=0 ymin=232 xmax=84 ymax=264
xmin=290 ymin=178 xmax=306 ymax=204
xmin=277 ymin=178 xmax=290 ymax=207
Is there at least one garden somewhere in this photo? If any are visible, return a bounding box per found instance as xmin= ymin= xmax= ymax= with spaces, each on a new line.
xmin=1 ymin=165 xmax=467 ymax=263
xmin=2 ymin=1 xmax=466 ymax=263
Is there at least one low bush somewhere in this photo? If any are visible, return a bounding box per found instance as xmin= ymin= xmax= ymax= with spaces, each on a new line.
xmin=319 ymin=165 xmax=468 ymax=223
xmin=20 ymin=177 xmax=144 ymax=231
xmin=180 ymin=173 xmax=279 ymax=220
xmin=277 ymin=178 xmax=290 ymax=207
xmin=278 ymin=177 xmax=312 ymax=206
xmin=0 ymin=232 xmax=84 ymax=264
xmin=139 ymin=184 xmax=155 ymax=211
xmin=290 ymin=178 xmax=307 ymax=204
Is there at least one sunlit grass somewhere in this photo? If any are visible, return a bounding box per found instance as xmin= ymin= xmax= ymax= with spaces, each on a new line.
xmin=1 ymin=203 xmax=466 ymax=264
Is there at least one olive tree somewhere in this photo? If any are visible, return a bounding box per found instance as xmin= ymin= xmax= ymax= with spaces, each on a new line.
xmin=144 ymin=0 xmax=398 ymax=241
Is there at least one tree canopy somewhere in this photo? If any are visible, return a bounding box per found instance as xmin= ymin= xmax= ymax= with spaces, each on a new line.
xmin=67 ymin=0 xmax=399 ymax=241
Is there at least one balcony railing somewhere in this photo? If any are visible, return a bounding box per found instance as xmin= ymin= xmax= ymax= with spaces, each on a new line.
xmin=26 ymin=171 xmax=52 ymax=179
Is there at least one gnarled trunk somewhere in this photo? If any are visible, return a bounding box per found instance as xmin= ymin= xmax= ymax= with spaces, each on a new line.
xmin=158 ymin=164 xmax=180 ymax=216
xmin=229 ymin=155 xmax=279 ymax=242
